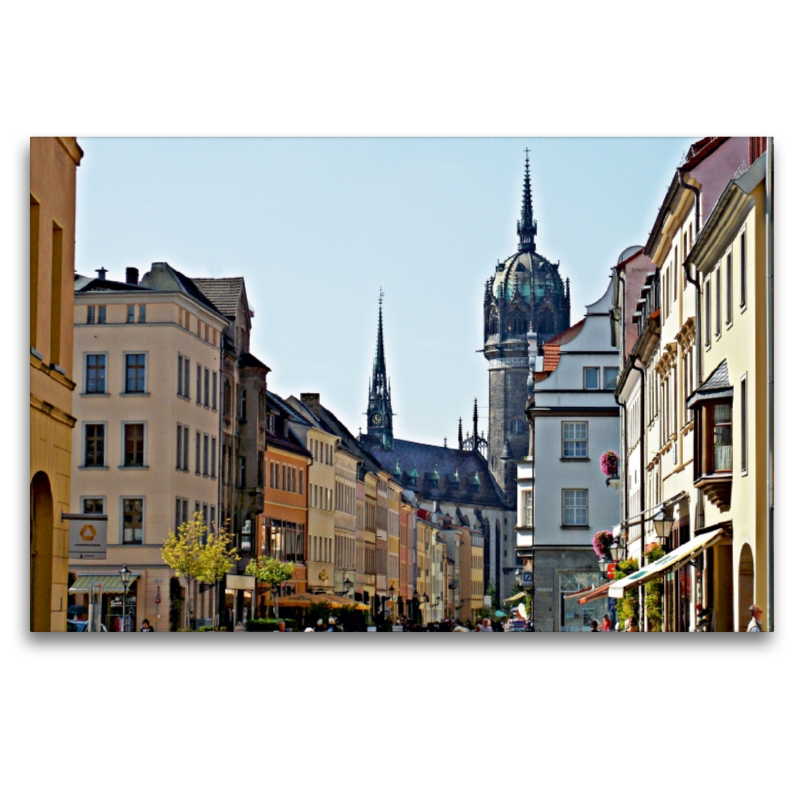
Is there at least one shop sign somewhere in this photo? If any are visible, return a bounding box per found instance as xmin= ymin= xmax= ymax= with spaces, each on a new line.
xmin=226 ymin=574 xmax=255 ymax=591
xmin=66 ymin=515 xmax=107 ymax=559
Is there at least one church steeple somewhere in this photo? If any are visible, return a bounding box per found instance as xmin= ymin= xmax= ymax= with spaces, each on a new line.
xmin=516 ymin=149 xmax=537 ymax=253
xmin=364 ymin=289 xmax=394 ymax=451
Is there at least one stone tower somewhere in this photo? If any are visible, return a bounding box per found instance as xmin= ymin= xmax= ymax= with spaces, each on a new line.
xmin=363 ymin=291 xmax=394 ymax=451
xmin=483 ymin=152 xmax=570 ymax=502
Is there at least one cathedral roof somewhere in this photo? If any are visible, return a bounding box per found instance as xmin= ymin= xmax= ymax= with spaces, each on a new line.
xmin=491 ymin=249 xmax=564 ymax=302
xmin=363 ymin=438 xmax=506 ymax=508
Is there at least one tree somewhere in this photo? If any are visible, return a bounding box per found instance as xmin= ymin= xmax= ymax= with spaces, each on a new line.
xmin=161 ymin=512 xmax=238 ymax=630
xmin=245 ymin=556 xmax=294 ymax=619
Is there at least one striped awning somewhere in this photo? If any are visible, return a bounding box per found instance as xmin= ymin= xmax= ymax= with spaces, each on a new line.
xmin=564 ymin=582 xmax=612 ymax=605
xmin=69 ymin=573 xmax=140 ymax=594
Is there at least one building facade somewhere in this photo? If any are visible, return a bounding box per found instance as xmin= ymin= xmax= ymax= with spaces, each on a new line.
xmin=30 ymin=136 xmax=83 ymax=632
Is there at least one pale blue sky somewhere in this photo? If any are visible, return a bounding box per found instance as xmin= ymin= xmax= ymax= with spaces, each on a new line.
xmin=75 ymin=137 xmax=696 ymax=444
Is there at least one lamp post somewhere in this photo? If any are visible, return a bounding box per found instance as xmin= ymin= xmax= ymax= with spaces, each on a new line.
xmin=119 ymin=564 xmax=132 ymax=632
xmin=652 ymin=504 xmax=674 ymax=547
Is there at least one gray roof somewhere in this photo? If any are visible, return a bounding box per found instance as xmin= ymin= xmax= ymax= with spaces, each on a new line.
xmin=191 ymin=277 xmax=245 ymax=318
xmin=362 ymin=438 xmax=506 ymax=509
xmin=687 ymin=359 xmax=732 ymax=409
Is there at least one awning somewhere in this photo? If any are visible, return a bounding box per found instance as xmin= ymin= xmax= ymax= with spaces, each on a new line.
xmin=608 ymin=529 xmax=728 ymax=598
xmin=564 ymin=582 xmax=612 ymax=605
xmin=277 ymin=593 xmax=369 ymax=611
xmin=503 ymin=591 xmax=527 ymax=604
xmin=69 ymin=573 xmax=140 ymax=594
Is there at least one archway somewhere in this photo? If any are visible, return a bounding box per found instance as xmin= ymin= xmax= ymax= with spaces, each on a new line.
xmin=737 ymin=543 xmax=754 ymax=632
xmin=30 ymin=471 xmax=54 ymax=632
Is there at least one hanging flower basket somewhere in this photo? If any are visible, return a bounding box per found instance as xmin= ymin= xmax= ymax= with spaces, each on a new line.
xmin=592 ymin=530 xmax=614 ymax=559
xmin=600 ymin=450 xmax=619 ymax=478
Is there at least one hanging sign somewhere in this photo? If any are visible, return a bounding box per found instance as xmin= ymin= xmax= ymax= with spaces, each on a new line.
xmin=64 ymin=513 xmax=107 ymax=559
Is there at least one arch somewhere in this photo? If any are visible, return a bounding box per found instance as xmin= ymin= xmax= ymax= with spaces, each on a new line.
xmin=737 ymin=543 xmax=754 ymax=632
xmin=30 ymin=471 xmax=54 ymax=632
xmin=487 ymin=308 xmax=499 ymax=336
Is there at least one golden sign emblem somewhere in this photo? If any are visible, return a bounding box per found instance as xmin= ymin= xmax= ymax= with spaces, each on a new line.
xmin=79 ymin=524 xmax=98 ymax=541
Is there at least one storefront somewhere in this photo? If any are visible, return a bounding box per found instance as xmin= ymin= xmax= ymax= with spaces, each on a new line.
xmin=69 ymin=573 xmax=140 ymax=632
xmin=559 ymin=572 xmax=608 ymax=631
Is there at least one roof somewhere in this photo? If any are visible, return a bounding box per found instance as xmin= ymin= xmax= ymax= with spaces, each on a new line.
xmin=264 ymin=391 xmax=312 ymax=457
xmin=191 ymin=277 xmax=245 ymax=318
xmin=540 ymin=319 xmax=585 ymax=375
xmin=362 ymin=438 xmax=506 ymax=509
xmin=313 ymin=403 xmax=385 ymax=474
xmin=238 ymin=351 xmax=271 ymax=372
xmin=687 ymin=359 xmax=732 ymax=409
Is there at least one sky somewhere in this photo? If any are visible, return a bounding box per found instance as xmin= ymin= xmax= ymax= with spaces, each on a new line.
xmin=75 ymin=136 xmax=696 ymax=445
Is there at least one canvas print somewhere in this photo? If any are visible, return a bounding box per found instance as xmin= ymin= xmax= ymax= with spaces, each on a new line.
xmin=30 ymin=136 xmax=774 ymax=633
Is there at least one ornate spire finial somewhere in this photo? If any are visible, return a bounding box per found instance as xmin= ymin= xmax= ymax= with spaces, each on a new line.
xmin=458 ymin=417 xmax=464 ymax=450
xmin=517 ymin=149 xmax=537 ymax=253
xmin=473 ymin=398 xmax=479 ymax=444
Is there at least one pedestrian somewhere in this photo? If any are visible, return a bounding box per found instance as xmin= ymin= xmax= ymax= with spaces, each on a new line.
xmin=273 ymin=621 xmax=286 ymax=633
xmin=624 ymin=616 xmax=638 ymax=632
xmin=140 ymin=618 xmax=154 ymax=632
xmin=234 ymin=621 xmax=245 ymax=632
xmin=480 ymin=617 xmax=494 ymax=633
xmin=747 ymin=604 xmax=764 ymax=632
xmin=326 ymin=616 xmax=337 ymax=632
xmin=589 ymin=620 xmax=599 ymax=632
xmin=315 ymin=618 xmax=326 ymax=632
xmin=303 ymin=627 xmax=315 ymax=633
xmin=601 ymin=614 xmax=612 ymax=631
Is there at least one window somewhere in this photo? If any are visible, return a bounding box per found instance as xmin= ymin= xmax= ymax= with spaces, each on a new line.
xmin=740 ymin=376 xmax=747 ymax=473
xmin=210 ymin=505 xmax=216 ymax=532
xmin=510 ymin=419 xmax=526 ymax=434
xmin=84 ymin=423 xmax=105 ymax=467
xmin=138 ymin=305 xmax=146 ymax=323
xmin=705 ymin=279 xmax=712 ymax=347
xmin=299 ymin=468 xmax=304 ymax=495
xmin=740 ymin=230 xmax=747 ymax=308
xmin=583 ymin=368 xmax=600 ymax=390
xmin=85 ymin=353 xmax=106 ymax=394
xmin=82 ymin=497 xmax=104 ymax=515
xmin=127 ymin=305 xmax=135 ymax=323
xmin=224 ymin=380 xmax=231 ymax=417
xmin=98 ymin=305 xmax=106 ymax=324
xmin=522 ymin=490 xmax=532 ymax=527
xmin=184 ymin=357 xmax=190 ymax=400
xmin=176 ymin=425 xmax=183 ymax=470
xmin=203 ymin=434 xmax=209 ymax=476
xmin=562 ymin=489 xmax=588 ymax=527
xmin=239 ymin=388 xmax=247 ymax=420
xmin=195 ymin=431 xmax=201 ymax=474
xmin=713 ymin=403 xmax=732 ymax=471
xmin=212 ymin=372 xmax=217 ymax=411
xmin=715 ymin=267 xmax=721 ymax=337
xmin=562 ymin=422 xmax=588 ymax=459
xmin=726 ymin=252 xmax=733 ymax=325
xmin=177 ymin=355 xmax=184 ymax=397
xmin=86 ymin=306 xmax=95 ymax=324
xmin=122 ymin=498 xmax=144 ymax=544
xmin=124 ymin=353 xmax=146 ymax=393
xmin=196 ymin=365 xmax=202 ymax=404
xmin=211 ymin=437 xmax=217 ymax=479
xmin=123 ymin=423 xmax=145 ymax=467
xmin=604 ymin=367 xmax=619 ymax=390
xmin=204 ymin=368 xmax=210 ymax=408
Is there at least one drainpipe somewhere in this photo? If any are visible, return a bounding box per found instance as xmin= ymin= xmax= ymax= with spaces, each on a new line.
xmin=614 ymin=271 xmax=628 ymax=560
xmin=766 ymin=137 xmax=774 ymax=631
xmin=631 ymin=358 xmax=647 ymax=629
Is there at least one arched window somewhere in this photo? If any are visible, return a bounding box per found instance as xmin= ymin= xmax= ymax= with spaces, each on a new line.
xmin=507 ymin=309 xmax=527 ymax=335
xmin=537 ymin=309 xmax=555 ymax=338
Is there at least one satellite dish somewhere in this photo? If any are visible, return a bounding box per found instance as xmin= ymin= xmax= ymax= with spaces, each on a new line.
xmin=617 ymin=245 xmax=643 ymax=265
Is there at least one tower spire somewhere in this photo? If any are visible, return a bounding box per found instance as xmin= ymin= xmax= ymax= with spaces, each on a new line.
xmin=458 ymin=417 xmax=464 ymax=450
xmin=473 ymin=398 xmax=479 ymax=445
xmin=516 ymin=148 xmax=537 ymax=253
xmin=364 ymin=289 xmax=394 ymax=451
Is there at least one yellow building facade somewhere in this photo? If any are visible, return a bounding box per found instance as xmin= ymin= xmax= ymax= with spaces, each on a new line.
xmin=30 ymin=136 xmax=83 ymax=632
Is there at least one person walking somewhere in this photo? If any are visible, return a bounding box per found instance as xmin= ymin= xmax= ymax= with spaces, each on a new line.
xmin=747 ymin=604 xmax=764 ymax=632
xmin=480 ymin=617 xmax=494 ymax=633
xmin=624 ymin=616 xmax=638 ymax=632
xmin=601 ymin=614 xmax=612 ymax=631
xmin=139 ymin=619 xmax=154 ymax=632
xmin=589 ymin=620 xmax=599 ymax=632
xmin=273 ymin=621 xmax=286 ymax=633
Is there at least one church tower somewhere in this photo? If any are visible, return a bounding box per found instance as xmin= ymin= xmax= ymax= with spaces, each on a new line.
xmin=363 ymin=291 xmax=394 ymax=451
xmin=483 ymin=151 xmax=570 ymax=502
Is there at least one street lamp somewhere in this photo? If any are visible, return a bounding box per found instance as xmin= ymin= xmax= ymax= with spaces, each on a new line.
xmin=651 ymin=504 xmax=674 ymax=546
xmin=119 ymin=564 xmax=132 ymax=632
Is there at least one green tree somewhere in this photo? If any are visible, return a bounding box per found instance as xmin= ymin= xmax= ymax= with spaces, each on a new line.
xmin=161 ymin=512 xmax=238 ymax=630
xmin=245 ymin=556 xmax=294 ymax=619
xmin=644 ymin=546 xmax=665 ymax=632
xmin=613 ymin=557 xmax=640 ymax=627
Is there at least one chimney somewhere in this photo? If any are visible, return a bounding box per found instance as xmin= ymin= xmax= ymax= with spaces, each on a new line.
xmin=301 ymin=393 xmax=320 ymax=417
xmin=96 ymin=267 xmax=108 ymax=280
xmin=125 ymin=267 xmax=139 ymax=285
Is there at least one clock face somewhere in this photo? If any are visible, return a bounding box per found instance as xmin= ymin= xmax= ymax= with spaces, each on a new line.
xmin=371 ymin=413 xmax=382 ymax=426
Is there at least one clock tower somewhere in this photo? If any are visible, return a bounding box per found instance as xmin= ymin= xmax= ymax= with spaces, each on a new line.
xmin=363 ymin=292 xmax=394 ymax=451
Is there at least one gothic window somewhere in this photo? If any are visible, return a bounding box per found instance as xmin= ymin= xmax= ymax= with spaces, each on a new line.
xmin=537 ymin=309 xmax=555 ymax=338
xmin=507 ymin=309 xmax=527 ymax=336
xmin=487 ymin=309 xmax=499 ymax=336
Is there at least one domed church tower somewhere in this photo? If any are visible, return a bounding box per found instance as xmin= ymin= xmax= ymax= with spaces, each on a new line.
xmin=484 ymin=151 xmax=570 ymax=501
